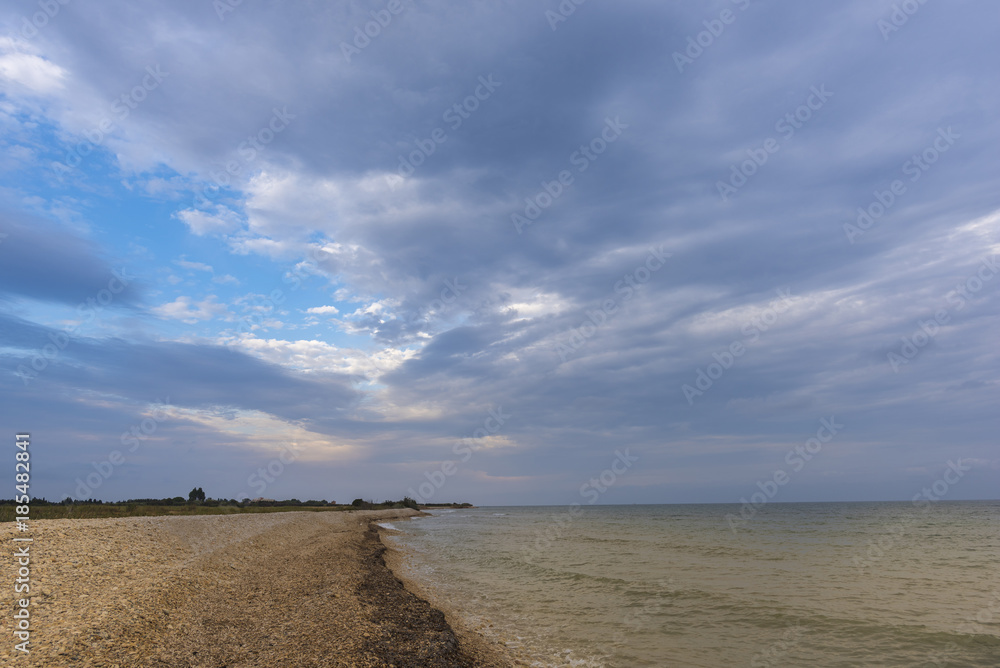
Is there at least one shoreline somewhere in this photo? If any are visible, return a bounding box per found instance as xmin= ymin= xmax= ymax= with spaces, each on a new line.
xmin=379 ymin=523 xmax=521 ymax=667
xmin=1 ymin=509 xmax=513 ymax=666
xmin=364 ymin=522 xmax=516 ymax=666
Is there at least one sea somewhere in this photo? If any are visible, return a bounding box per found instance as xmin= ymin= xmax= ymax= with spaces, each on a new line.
xmin=383 ymin=502 xmax=1000 ymax=667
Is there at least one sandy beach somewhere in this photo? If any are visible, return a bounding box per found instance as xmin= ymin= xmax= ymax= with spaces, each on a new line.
xmin=1 ymin=509 xmax=514 ymax=667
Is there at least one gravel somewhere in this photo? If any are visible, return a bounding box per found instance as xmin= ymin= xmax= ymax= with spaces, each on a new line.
xmin=1 ymin=509 xmax=515 ymax=667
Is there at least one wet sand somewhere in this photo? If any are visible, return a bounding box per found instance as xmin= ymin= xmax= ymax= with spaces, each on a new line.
xmin=0 ymin=509 xmax=515 ymax=667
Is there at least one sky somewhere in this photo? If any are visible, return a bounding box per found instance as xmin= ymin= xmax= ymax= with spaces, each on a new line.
xmin=0 ymin=0 xmax=998 ymax=506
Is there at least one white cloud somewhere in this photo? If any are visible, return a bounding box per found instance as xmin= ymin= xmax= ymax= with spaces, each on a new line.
xmin=349 ymin=299 xmax=397 ymax=319
xmin=152 ymin=296 xmax=229 ymax=324
xmin=213 ymin=274 xmax=240 ymax=285
xmin=172 ymin=407 xmax=359 ymax=462
xmin=175 ymin=206 xmax=243 ymax=236
xmin=222 ymin=334 xmax=416 ymax=379
xmin=176 ymin=258 xmax=214 ymax=272
xmin=306 ymin=305 xmax=339 ymax=315
xmin=501 ymin=289 xmax=571 ymax=321
xmin=0 ymin=52 xmax=67 ymax=95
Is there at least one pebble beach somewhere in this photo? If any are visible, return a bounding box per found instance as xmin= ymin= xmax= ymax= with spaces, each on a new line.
xmin=1 ymin=509 xmax=514 ymax=667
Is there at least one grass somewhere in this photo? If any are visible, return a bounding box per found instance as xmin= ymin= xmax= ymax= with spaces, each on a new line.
xmin=0 ymin=504 xmax=357 ymax=522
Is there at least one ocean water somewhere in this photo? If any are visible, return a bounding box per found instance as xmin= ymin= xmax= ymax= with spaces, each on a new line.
xmin=384 ymin=502 xmax=1000 ymax=667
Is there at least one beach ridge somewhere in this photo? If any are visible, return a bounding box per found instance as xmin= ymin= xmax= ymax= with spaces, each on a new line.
xmin=1 ymin=509 xmax=512 ymax=667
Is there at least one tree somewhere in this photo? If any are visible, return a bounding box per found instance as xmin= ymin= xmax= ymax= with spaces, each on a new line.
xmin=188 ymin=487 xmax=206 ymax=502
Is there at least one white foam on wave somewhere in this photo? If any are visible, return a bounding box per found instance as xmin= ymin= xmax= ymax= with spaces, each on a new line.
xmin=376 ymin=522 xmax=398 ymax=530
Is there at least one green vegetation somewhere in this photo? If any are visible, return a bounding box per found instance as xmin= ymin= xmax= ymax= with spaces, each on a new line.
xmin=351 ymin=496 xmax=420 ymax=510
xmin=0 ymin=493 xmax=469 ymax=521
xmin=0 ymin=496 xmax=342 ymax=521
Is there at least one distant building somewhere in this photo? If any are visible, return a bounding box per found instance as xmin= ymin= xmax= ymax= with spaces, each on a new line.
xmin=252 ymin=497 xmax=276 ymax=503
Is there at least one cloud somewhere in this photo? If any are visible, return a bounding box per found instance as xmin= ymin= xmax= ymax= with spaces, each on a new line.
xmin=0 ymin=50 xmax=66 ymax=95
xmin=0 ymin=211 xmax=141 ymax=307
xmin=0 ymin=311 xmax=359 ymax=420
xmin=0 ymin=0 xmax=997 ymax=504
xmin=152 ymin=295 xmax=229 ymax=324
xmin=175 ymin=258 xmax=214 ymax=273
xmin=175 ymin=206 xmax=243 ymax=236
xmin=305 ymin=305 xmax=339 ymax=315
xmin=223 ymin=334 xmax=415 ymax=379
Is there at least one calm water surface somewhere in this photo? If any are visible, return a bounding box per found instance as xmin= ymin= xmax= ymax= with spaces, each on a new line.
xmin=384 ymin=502 xmax=1000 ymax=667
